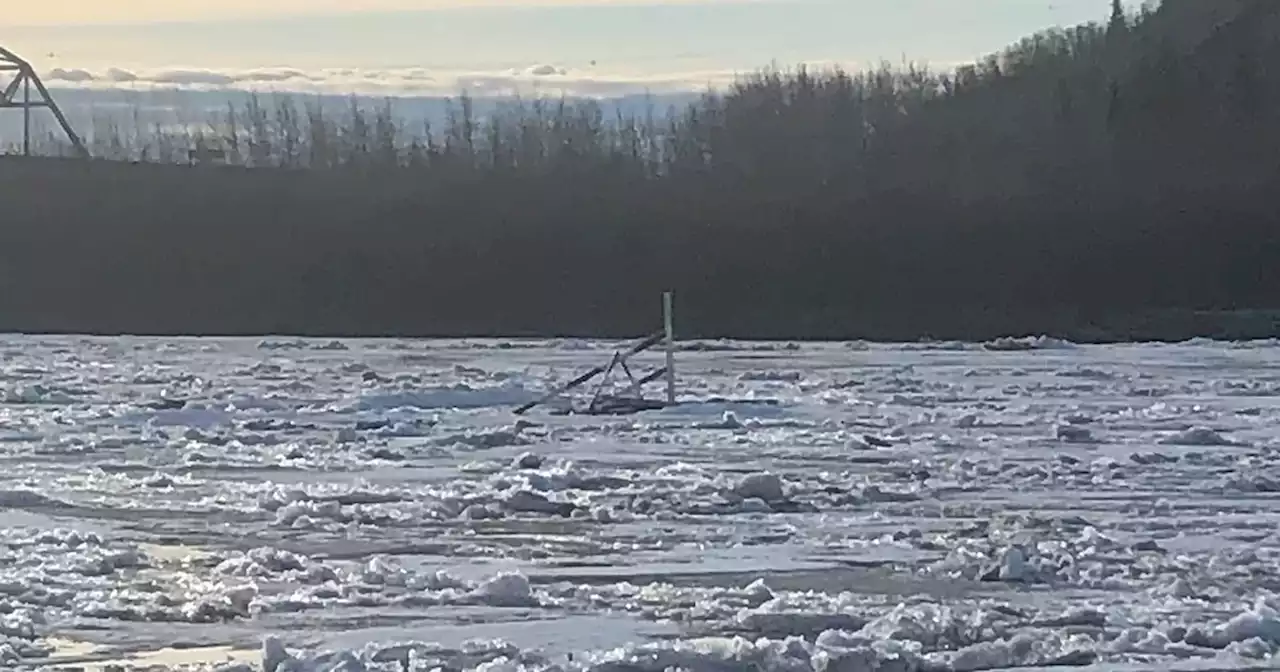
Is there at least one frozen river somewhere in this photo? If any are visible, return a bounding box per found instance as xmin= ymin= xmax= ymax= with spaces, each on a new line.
xmin=3 ymin=335 xmax=1280 ymax=671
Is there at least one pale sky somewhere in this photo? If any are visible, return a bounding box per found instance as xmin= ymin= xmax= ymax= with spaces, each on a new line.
xmin=2 ymin=1 xmax=1136 ymax=97
xmin=6 ymin=0 xmax=738 ymax=25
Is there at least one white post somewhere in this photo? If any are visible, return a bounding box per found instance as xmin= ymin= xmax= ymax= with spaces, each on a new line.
xmin=663 ymin=291 xmax=676 ymax=405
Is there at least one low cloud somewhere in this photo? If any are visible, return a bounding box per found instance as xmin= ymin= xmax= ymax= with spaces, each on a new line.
xmin=48 ymin=68 xmax=95 ymax=82
xmin=37 ymin=63 xmax=760 ymax=98
xmin=106 ymin=68 xmax=140 ymax=82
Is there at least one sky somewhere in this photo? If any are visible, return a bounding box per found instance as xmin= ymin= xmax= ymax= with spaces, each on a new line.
xmin=1 ymin=0 xmax=1138 ymax=98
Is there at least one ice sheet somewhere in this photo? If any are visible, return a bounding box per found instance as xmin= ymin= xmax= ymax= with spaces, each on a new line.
xmin=3 ymin=335 xmax=1280 ymax=670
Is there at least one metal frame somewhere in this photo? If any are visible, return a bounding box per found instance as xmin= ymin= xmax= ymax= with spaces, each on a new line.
xmin=0 ymin=46 xmax=88 ymax=158
xmin=514 ymin=292 xmax=678 ymax=416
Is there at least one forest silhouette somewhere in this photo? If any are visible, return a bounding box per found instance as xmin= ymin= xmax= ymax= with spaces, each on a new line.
xmin=1 ymin=0 xmax=1278 ymax=341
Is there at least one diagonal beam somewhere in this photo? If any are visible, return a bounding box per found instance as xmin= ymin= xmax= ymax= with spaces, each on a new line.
xmin=3 ymin=71 xmax=24 ymax=103
xmin=0 ymin=47 xmax=25 ymax=65
xmin=25 ymin=64 xmax=88 ymax=157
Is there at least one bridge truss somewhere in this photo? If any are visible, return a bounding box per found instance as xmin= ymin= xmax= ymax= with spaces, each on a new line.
xmin=0 ymin=46 xmax=88 ymax=158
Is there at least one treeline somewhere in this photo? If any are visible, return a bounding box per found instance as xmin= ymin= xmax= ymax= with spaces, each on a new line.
xmin=3 ymin=0 xmax=1280 ymax=341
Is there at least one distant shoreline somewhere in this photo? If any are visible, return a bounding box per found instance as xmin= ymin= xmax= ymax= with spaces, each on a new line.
xmin=5 ymin=5 xmax=1279 ymax=343
xmin=1 ymin=153 xmax=1277 ymax=346
xmin=3 ymin=309 xmax=1278 ymax=346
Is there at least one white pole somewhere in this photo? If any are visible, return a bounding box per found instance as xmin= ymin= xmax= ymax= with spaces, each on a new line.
xmin=663 ymin=291 xmax=676 ymax=405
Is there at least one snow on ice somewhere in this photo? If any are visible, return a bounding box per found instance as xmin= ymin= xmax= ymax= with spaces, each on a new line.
xmin=0 ymin=336 xmax=1279 ymax=670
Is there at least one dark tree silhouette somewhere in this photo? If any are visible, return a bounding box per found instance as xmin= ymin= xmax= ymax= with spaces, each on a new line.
xmin=1 ymin=0 xmax=1279 ymax=341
